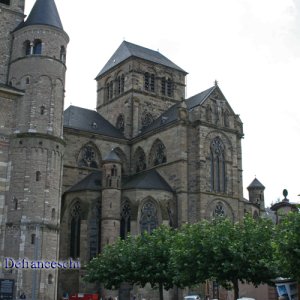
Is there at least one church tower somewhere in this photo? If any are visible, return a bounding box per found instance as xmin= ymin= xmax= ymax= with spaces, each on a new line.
xmin=0 ymin=0 xmax=25 ymax=84
xmin=247 ymin=178 xmax=265 ymax=210
xmin=2 ymin=0 xmax=69 ymax=299
xmin=101 ymin=150 xmax=122 ymax=250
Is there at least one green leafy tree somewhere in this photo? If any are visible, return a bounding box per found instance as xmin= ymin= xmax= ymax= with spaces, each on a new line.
xmin=85 ymin=226 xmax=176 ymax=300
xmin=275 ymin=211 xmax=300 ymax=281
xmin=171 ymin=216 xmax=277 ymax=299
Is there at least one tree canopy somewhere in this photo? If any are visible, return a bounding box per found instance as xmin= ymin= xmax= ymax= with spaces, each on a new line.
xmin=85 ymin=215 xmax=284 ymax=299
xmin=274 ymin=211 xmax=300 ymax=281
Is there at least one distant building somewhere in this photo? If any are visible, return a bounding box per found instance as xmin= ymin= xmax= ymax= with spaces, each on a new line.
xmin=0 ymin=0 xmax=266 ymax=299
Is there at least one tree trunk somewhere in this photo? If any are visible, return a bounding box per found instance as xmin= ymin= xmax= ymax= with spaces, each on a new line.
xmin=233 ymin=279 xmax=239 ymax=300
xmin=159 ymin=282 xmax=164 ymax=300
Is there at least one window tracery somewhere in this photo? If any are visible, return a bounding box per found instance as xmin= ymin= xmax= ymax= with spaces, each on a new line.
xmin=210 ymin=136 xmax=226 ymax=192
xmin=120 ymin=199 xmax=131 ymax=239
xmin=141 ymin=111 xmax=153 ymax=129
xmin=78 ymin=145 xmax=98 ymax=168
xmin=70 ymin=201 xmax=81 ymax=258
xmin=213 ymin=202 xmax=225 ymax=217
xmin=149 ymin=140 xmax=167 ymax=166
xmin=140 ymin=200 xmax=158 ymax=234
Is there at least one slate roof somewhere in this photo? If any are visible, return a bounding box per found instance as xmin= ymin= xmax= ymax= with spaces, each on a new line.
xmin=186 ymin=86 xmax=216 ymax=109
xmin=122 ymin=169 xmax=173 ymax=192
xmin=139 ymin=86 xmax=217 ymax=136
xmin=64 ymin=105 xmax=125 ymax=139
xmin=96 ymin=41 xmax=187 ymax=78
xmin=247 ymin=178 xmax=265 ymax=189
xmin=103 ymin=149 xmax=121 ymax=162
xmin=16 ymin=0 xmax=64 ymax=31
xmin=140 ymin=103 xmax=180 ymax=135
xmin=66 ymin=171 xmax=102 ymax=193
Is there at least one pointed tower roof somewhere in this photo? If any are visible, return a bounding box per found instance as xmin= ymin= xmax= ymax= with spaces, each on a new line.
xmin=103 ymin=149 xmax=121 ymax=162
xmin=247 ymin=178 xmax=265 ymax=190
xmin=96 ymin=41 xmax=187 ymax=78
xmin=18 ymin=0 xmax=63 ymax=30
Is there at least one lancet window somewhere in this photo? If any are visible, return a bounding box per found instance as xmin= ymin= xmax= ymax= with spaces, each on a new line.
xmin=210 ymin=137 xmax=226 ymax=192
xmin=149 ymin=140 xmax=167 ymax=166
xmin=120 ymin=199 xmax=131 ymax=239
xmin=140 ymin=200 xmax=158 ymax=234
xmin=70 ymin=201 xmax=81 ymax=258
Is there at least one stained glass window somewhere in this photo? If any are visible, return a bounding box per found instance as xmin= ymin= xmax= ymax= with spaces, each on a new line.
xmin=78 ymin=145 xmax=98 ymax=168
xmin=210 ymin=137 xmax=226 ymax=192
xmin=140 ymin=200 xmax=158 ymax=234
xmin=120 ymin=199 xmax=131 ymax=239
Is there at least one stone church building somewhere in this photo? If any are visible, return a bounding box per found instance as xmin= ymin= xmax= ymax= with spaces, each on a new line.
xmin=0 ymin=0 xmax=266 ymax=299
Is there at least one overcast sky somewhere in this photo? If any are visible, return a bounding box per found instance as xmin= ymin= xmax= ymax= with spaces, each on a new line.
xmin=25 ymin=0 xmax=300 ymax=207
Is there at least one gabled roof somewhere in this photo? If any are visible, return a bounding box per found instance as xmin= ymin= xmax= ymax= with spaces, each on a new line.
xmin=63 ymin=105 xmax=125 ymax=139
xmin=247 ymin=178 xmax=265 ymax=190
xmin=122 ymin=169 xmax=173 ymax=192
xmin=140 ymin=102 xmax=180 ymax=135
xmin=66 ymin=171 xmax=102 ymax=193
xmin=186 ymin=86 xmax=216 ymax=109
xmin=16 ymin=0 xmax=63 ymax=31
xmin=96 ymin=41 xmax=187 ymax=78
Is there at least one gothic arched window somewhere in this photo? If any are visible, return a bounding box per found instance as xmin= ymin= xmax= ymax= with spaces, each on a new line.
xmin=210 ymin=137 xmax=226 ymax=192
xmin=116 ymin=114 xmax=125 ymax=133
xmin=70 ymin=202 xmax=81 ymax=258
xmin=134 ymin=147 xmax=147 ymax=172
xmin=149 ymin=140 xmax=167 ymax=166
xmin=140 ymin=200 xmax=158 ymax=234
xmin=141 ymin=111 xmax=153 ymax=129
xmin=33 ymin=39 xmax=42 ymax=55
xmin=120 ymin=199 xmax=131 ymax=239
xmin=78 ymin=145 xmax=99 ymax=168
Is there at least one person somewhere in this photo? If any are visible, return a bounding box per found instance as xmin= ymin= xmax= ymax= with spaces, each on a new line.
xmin=20 ymin=292 xmax=26 ymax=299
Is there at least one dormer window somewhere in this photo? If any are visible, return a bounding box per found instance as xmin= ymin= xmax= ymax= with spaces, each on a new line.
xmin=33 ymin=39 xmax=42 ymax=55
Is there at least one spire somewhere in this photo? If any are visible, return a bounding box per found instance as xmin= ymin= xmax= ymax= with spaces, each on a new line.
xmin=20 ymin=0 xmax=63 ymax=30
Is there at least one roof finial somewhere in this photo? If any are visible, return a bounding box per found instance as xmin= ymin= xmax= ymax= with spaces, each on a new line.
xmin=214 ymin=79 xmax=218 ymax=86
xmin=283 ymin=189 xmax=289 ymax=202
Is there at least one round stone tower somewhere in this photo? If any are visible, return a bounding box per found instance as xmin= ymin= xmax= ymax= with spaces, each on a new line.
xmin=247 ymin=177 xmax=265 ymax=210
xmin=4 ymin=0 xmax=69 ymax=299
xmin=101 ymin=149 xmax=122 ymax=250
xmin=0 ymin=0 xmax=25 ymax=84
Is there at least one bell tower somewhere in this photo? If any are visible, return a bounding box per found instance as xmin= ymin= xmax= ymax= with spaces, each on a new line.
xmin=2 ymin=0 xmax=69 ymax=299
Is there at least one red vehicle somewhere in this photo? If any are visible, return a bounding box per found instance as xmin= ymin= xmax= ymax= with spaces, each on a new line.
xmin=70 ymin=293 xmax=99 ymax=300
